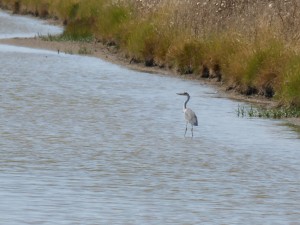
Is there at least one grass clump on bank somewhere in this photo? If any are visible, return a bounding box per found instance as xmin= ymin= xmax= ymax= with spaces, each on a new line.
xmin=1 ymin=0 xmax=300 ymax=113
xmin=280 ymin=56 xmax=300 ymax=107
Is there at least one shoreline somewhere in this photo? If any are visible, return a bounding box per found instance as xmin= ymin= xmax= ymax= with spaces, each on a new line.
xmin=0 ymin=36 xmax=172 ymax=75
xmin=1 ymin=36 xmax=300 ymax=127
xmin=0 ymin=36 xmax=274 ymax=101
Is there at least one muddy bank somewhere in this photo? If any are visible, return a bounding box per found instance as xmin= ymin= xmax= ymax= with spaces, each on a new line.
xmin=0 ymin=37 xmax=171 ymax=75
xmin=0 ymin=36 xmax=277 ymax=106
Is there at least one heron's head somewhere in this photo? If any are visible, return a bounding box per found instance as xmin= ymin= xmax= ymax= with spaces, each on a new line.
xmin=176 ymin=92 xmax=190 ymax=97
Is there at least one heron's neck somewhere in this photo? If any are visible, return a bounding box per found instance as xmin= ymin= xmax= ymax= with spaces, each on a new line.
xmin=184 ymin=95 xmax=190 ymax=109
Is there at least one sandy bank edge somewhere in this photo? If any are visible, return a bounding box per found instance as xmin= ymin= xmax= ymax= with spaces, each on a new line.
xmin=0 ymin=37 xmax=172 ymax=75
xmin=1 ymin=36 xmax=300 ymax=127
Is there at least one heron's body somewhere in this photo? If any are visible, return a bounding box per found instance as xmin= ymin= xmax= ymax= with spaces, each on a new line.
xmin=177 ymin=92 xmax=198 ymax=137
xmin=184 ymin=108 xmax=198 ymax=126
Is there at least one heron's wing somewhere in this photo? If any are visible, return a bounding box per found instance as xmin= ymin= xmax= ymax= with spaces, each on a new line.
xmin=184 ymin=108 xmax=198 ymax=126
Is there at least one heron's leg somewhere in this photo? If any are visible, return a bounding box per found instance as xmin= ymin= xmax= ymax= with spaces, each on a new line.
xmin=191 ymin=126 xmax=194 ymax=137
xmin=184 ymin=122 xmax=188 ymax=137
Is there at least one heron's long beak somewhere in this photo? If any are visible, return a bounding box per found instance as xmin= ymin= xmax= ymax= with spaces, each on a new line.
xmin=176 ymin=93 xmax=184 ymax=95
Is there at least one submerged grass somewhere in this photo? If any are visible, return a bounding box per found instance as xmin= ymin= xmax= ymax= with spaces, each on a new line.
xmin=1 ymin=0 xmax=300 ymax=111
xmin=39 ymin=33 xmax=93 ymax=42
xmin=237 ymin=104 xmax=300 ymax=119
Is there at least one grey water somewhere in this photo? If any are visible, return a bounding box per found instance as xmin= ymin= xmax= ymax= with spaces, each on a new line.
xmin=0 ymin=10 xmax=300 ymax=225
xmin=0 ymin=10 xmax=62 ymax=39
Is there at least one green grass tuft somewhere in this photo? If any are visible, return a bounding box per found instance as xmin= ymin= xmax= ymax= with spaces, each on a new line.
xmin=279 ymin=55 xmax=300 ymax=107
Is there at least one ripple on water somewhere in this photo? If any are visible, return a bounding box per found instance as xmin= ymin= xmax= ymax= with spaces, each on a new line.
xmin=1 ymin=10 xmax=300 ymax=225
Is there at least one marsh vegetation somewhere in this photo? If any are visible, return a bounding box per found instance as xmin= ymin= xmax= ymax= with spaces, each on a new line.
xmin=237 ymin=104 xmax=300 ymax=119
xmin=1 ymin=0 xmax=300 ymax=112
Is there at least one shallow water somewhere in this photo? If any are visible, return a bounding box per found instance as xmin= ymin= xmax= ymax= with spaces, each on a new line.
xmin=1 ymin=10 xmax=300 ymax=225
xmin=0 ymin=10 xmax=62 ymax=39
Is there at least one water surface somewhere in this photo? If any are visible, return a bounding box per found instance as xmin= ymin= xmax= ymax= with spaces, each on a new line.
xmin=0 ymin=10 xmax=300 ymax=225
xmin=0 ymin=9 xmax=62 ymax=39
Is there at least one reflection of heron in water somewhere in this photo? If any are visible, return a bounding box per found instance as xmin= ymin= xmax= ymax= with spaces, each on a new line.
xmin=177 ymin=92 xmax=198 ymax=137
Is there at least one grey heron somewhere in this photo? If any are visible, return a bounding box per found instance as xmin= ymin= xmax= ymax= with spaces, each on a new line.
xmin=177 ymin=92 xmax=198 ymax=137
